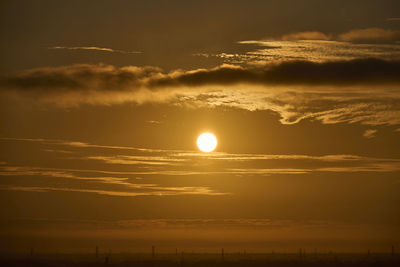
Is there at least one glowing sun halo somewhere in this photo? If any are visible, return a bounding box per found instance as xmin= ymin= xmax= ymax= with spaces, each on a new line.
xmin=197 ymin=133 xmax=217 ymax=152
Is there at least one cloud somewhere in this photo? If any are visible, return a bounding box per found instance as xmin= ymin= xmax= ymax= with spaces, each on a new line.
xmin=316 ymin=163 xmax=400 ymax=172
xmin=147 ymin=120 xmax=162 ymax=124
xmin=301 ymin=102 xmax=400 ymax=126
xmin=279 ymin=28 xmax=400 ymax=43
xmin=278 ymin=28 xmax=400 ymax=43
xmin=0 ymin=165 xmax=227 ymax=196
xmin=2 ymin=59 xmax=400 ymax=125
xmin=281 ymin=31 xmax=331 ymax=41
xmin=3 ymin=137 xmax=400 ymax=176
xmin=229 ymin=29 xmax=400 ymax=65
xmin=0 ymin=137 xmax=178 ymax=153
xmin=87 ymin=155 xmax=185 ymax=165
xmin=49 ymin=46 xmax=142 ymax=54
xmin=0 ymin=185 xmax=225 ymax=197
xmin=363 ymin=129 xmax=378 ymax=139
xmin=338 ymin=28 xmax=400 ymax=43
xmin=2 ymin=137 xmax=400 ymax=200
xmin=150 ymin=59 xmax=400 ymax=87
xmin=0 ymin=64 xmax=159 ymax=91
xmin=3 ymin=59 xmax=400 ymax=91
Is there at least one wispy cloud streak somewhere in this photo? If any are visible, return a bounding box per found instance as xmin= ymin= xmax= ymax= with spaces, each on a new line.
xmin=49 ymin=46 xmax=142 ymax=54
xmin=0 ymin=185 xmax=225 ymax=197
xmin=1 ymin=137 xmax=400 ymax=198
xmin=0 ymin=165 xmax=227 ymax=196
xmin=2 ymin=137 xmax=400 ymax=176
xmin=363 ymin=129 xmax=378 ymax=139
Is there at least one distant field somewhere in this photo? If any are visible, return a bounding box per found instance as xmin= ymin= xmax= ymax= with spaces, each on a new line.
xmin=1 ymin=253 xmax=399 ymax=266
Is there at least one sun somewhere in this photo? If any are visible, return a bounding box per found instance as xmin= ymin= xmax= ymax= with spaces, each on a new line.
xmin=197 ymin=133 xmax=217 ymax=152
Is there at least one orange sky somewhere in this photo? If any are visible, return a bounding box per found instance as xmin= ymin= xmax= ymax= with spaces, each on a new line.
xmin=0 ymin=0 xmax=400 ymax=253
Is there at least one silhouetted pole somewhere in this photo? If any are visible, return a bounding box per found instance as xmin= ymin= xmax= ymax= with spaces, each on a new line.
xmin=392 ymin=245 xmax=395 ymax=256
xmin=104 ymin=249 xmax=111 ymax=264
xmin=299 ymin=248 xmax=302 ymax=258
xmin=152 ymin=245 xmax=155 ymax=259
xmin=367 ymin=249 xmax=370 ymax=256
xmin=176 ymin=248 xmax=178 ymax=257
xmin=95 ymin=246 xmax=99 ymax=258
xmin=221 ymin=248 xmax=224 ymax=261
xmin=30 ymin=248 xmax=34 ymax=257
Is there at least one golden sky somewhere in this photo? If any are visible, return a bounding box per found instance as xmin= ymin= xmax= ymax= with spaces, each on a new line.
xmin=0 ymin=0 xmax=400 ymax=253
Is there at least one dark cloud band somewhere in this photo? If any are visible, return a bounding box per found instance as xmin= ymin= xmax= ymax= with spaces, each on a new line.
xmin=2 ymin=58 xmax=400 ymax=93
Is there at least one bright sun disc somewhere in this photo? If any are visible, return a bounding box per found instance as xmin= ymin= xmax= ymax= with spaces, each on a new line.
xmin=197 ymin=133 xmax=217 ymax=152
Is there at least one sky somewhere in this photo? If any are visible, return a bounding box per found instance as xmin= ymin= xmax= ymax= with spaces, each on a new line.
xmin=0 ymin=0 xmax=400 ymax=253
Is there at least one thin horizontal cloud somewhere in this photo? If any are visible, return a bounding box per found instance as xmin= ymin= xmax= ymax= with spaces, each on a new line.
xmin=231 ymin=163 xmax=400 ymax=174
xmin=147 ymin=120 xmax=162 ymax=124
xmin=2 ymin=136 xmax=400 ymax=198
xmin=223 ymin=28 xmax=400 ymax=65
xmin=87 ymin=155 xmax=185 ymax=165
xmin=230 ymin=40 xmax=400 ymax=64
xmin=276 ymin=28 xmax=400 ymax=43
xmin=0 ymin=164 xmax=207 ymax=177
xmin=0 ymin=163 xmax=303 ymax=177
xmin=3 ymin=163 xmax=398 ymax=199
xmin=301 ymin=102 xmax=400 ymax=126
xmin=338 ymin=28 xmax=400 ymax=43
xmin=201 ymin=153 xmax=398 ymax=163
xmin=0 ymin=165 xmax=227 ymax=196
xmin=3 ymin=136 xmax=400 ymax=176
xmin=0 ymin=137 xmax=169 ymax=153
xmin=274 ymin=28 xmax=400 ymax=43
xmin=316 ymin=162 xmax=400 ymax=172
xmin=228 ymin=168 xmax=309 ymax=175
xmin=0 ymin=185 xmax=225 ymax=197
xmin=0 ymin=165 xmax=148 ymax=186
xmin=5 ymin=136 xmax=399 ymax=164
xmin=114 ymin=218 xmax=340 ymax=229
xmin=281 ymin=31 xmax=331 ymax=41
xmin=363 ymin=129 xmax=378 ymax=139
xmin=49 ymin=46 xmax=142 ymax=54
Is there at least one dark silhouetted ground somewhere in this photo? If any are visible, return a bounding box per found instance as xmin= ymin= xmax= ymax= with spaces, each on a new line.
xmin=1 ymin=253 xmax=399 ymax=267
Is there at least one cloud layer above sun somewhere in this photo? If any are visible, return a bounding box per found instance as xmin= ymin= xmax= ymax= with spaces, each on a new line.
xmin=2 ymin=59 xmax=400 ymax=126
xmin=1 ymin=27 xmax=400 ymax=126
